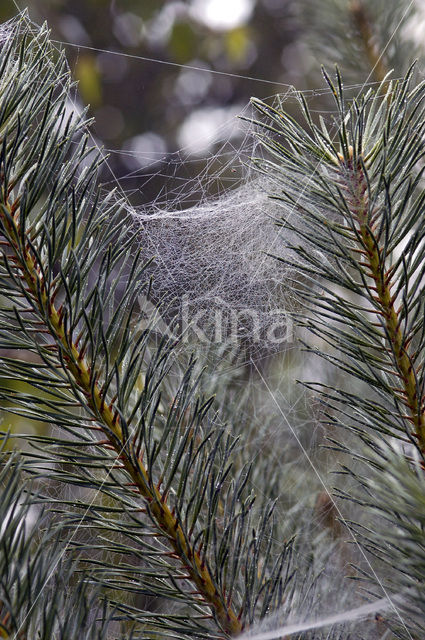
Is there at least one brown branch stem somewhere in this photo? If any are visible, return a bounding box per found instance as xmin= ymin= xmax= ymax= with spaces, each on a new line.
xmin=0 ymin=202 xmax=243 ymax=637
xmin=340 ymin=157 xmax=425 ymax=451
xmin=350 ymin=0 xmax=389 ymax=87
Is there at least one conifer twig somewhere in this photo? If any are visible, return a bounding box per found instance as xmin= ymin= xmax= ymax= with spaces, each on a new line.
xmin=349 ymin=0 xmax=388 ymax=85
xmin=0 ymin=18 xmax=292 ymax=639
xmin=0 ymin=122 xmax=243 ymax=639
xmin=336 ymin=147 xmax=425 ymax=452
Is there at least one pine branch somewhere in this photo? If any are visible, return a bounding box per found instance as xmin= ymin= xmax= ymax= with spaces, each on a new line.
xmin=296 ymin=0 xmax=419 ymax=83
xmin=334 ymin=143 xmax=425 ymax=450
xmin=0 ymin=446 xmax=114 ymax=640
xmin=2 ymin=195 xmax=244 ymax=635
xmin=252 ymin=67 xmax=425 ymax=448
xmin=349 ymin=0 xmax=388 ymax=85
xmin=0 ymin=21 xmax=237 ymax=634
xmin=0 ymin=16 xmax=292 ymax=638
xmin=251 ymin=66 xmax=425 ymax=631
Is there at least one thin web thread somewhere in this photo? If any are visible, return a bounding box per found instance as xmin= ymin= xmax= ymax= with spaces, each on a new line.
xmin=251 ymin=360 xmax=413 ymax=637
xmin=51 ymin=39 xmax=402 ymax=93
xmin=238 ymin=7 xmax=416 ymax=633
xmin=238 ymin=593 xmax=402 ymax=640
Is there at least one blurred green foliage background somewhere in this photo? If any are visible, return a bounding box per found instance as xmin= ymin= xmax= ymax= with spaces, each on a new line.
xmin=0 ymin=1 xmax=309 ymax=205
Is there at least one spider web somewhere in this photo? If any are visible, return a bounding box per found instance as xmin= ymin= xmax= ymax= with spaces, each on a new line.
xmin=41 ymin=20 xmax=394 ymax=368
xmin=92 ymin=87 xmax=361 ymax=363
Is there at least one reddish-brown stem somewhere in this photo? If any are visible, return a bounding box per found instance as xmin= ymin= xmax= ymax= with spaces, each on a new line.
xmin=340 ymin=156 xmax=425 ymax=451
xmin=0 ymin=201 xmax=243 ymax=637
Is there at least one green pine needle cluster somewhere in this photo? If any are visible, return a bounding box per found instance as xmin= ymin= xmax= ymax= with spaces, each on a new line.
xmin=0 ymin=15 xmax=292 ymax=640
xmin=251 ymin=64 xmax=425 ymax=635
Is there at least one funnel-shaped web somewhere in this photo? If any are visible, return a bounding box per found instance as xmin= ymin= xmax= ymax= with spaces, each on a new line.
xmin=132 ymin=178 xmax=299 ymax=355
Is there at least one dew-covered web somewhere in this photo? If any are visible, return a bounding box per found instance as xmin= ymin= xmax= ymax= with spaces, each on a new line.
xmin=44 ymin=21 xmax=393 ymax=369
xmin=89 ymin=101 xmax=282 ymax=362
xmin=67 ymin=55 xmax=387 ymax=367
xmin=95 ymin=89 xmax=337 ymax=364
